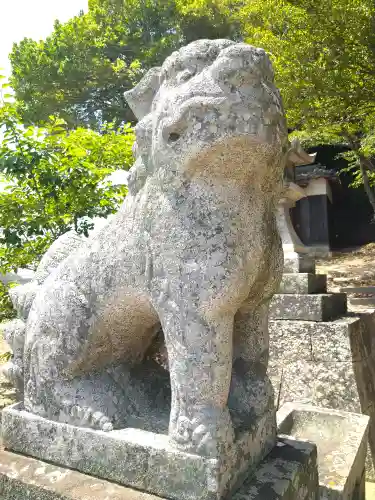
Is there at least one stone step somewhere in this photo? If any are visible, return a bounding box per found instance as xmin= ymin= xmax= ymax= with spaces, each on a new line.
xmin=279 ymin=273 xmax=327 ymax=294
xmin=338 ymin=286 xmax=375 ymax=307
xmin=269 ymin=293 xmax=347 ymax=321
xmin=350 ymin=297 xmax=375 ymax=306
xmin=284 ymin=253 xmax=316 ymax=274
xmin=340 ymin=286 xmax=375 ymax=294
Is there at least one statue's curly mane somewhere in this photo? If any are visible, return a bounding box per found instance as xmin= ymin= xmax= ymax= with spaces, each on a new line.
xmin=124 ymin=39 xmax=284 ymax=196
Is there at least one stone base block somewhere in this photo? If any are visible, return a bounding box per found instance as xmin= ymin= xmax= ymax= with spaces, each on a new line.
xmin=269 ymin=316 xmax=362 ymax=363
xmin=270 ymin=293 xmax=347 ymax=321
xmin=269 ymin=316 xmax=369 ymax=412
xmin=1 ymin=403 xmax=276 ymax=500
xmin=0 ymin=437 xmax=319 ymax=500
xmin=279 ymin=273 xmax=327 ymax=294
xmin=269 ymin=311 xmax=375 ymax=483
xmin=284 ymin=253 xmax=316 ymax=274
xmin=277 ymin=403 xmax=369 ymax=500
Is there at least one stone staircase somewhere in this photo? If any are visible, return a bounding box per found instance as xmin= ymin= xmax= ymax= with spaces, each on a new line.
xmin=268 ymin=253 xmax=375 ymax=479
xmin=270 ymin=254 xmax=347 ymax=321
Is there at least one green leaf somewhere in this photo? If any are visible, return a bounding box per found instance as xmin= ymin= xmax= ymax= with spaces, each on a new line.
xmin=0 ymin=106 xmax=134 ymax=271
xmin=0 ymin=352 xmax=12 ymax=363
xmin=8 ymin=0 xmax=235 ymax=128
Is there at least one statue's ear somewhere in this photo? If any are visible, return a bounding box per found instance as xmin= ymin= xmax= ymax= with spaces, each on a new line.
xmin=124 ymin=67 xmax=161 ymax=120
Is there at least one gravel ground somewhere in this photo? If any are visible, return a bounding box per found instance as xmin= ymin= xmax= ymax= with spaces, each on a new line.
xmin=317 ymin=243 xmax=375 ymax=291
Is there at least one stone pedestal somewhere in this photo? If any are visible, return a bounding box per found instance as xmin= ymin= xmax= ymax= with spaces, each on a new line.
xmin=0 ymin=436 xmax=319 ymax=500
xmin=269 ymin=253 xmax=375 ymax=483
xmin=277 ymin=203 xmax=307 ymax=256
xmin=2 ymin=403 xmax=277 ymax=500
xmin=284 ymin=253 xmax=316 ymax=274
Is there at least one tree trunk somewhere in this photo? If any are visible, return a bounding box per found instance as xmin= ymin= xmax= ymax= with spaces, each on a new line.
xmin=360 ymin=158 xmax=375 ymax=220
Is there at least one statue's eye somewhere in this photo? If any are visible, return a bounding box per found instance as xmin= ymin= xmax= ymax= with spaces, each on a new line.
xmin=168 ymin=132 xmax=181 ymax=143
xmin=178 ymin=69 xmax=195 ymax=83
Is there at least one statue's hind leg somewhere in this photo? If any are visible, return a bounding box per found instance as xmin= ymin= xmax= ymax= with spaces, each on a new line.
xmin=23 ymin=280 xmax=132 ymax=430
xmin=25 ymin=341 xmax=132 ymax=430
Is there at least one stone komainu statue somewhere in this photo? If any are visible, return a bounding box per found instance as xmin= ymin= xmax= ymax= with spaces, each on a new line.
xmin=2 ymin=39 xmax=288 ymax=457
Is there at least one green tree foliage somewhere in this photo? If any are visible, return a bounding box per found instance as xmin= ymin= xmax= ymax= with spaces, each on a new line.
xmin=0 ymin=83 xmax=134 ymax=272
xmin=10 ymin=0 xmax=375 ymax=214
xmin=10 ymin=0 xmax=237 ymax=129
xmin=0 ymin=282 xmax=16 ymax=323
xmin=178 ymin=0 xmax=375 ymax=215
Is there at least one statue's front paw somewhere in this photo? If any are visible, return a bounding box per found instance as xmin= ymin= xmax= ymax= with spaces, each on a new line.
xmin=66 ymin=405 xmax=114 ymax=431
xmin=171 ymin=407 xmax=234 ymax=457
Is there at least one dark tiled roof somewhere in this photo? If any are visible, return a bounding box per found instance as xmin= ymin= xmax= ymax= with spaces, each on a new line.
xmin=295 ymin=163 xmax=338 ymax=184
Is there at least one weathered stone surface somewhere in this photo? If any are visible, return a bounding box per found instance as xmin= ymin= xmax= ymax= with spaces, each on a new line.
xmin=270 ymin=310 xmax=375 ymax=482
xmin=0 ymin=437 xmax=319 ymax=500
xmin=269 ymin=293 xmax=347 ymax=321
xmin=271 ymin=359 xmax=359 ymax=411
xmin=279 ymin=273 xmax=327 ymax=294
xmin=1 ymin=403 xmax=276 ymax=500
xmin=269 ymin=316 xmax=361 ymax=363
xmin=283 ymin=253 xmax=316 ymax=273
xmin=277 ymin=403 xmax=369 ymax=500
xmin=0 ymin=446 xmax=163 ymax=500
xmin=9 ymin=230 xmax=83 ymax=320
xmin=1 ymin=231 xmax=84 ymax=394
xmin=0 ymin=40 xmax=289 ymax=475
xmin=234 ymin=437 xmax=319 ymax=500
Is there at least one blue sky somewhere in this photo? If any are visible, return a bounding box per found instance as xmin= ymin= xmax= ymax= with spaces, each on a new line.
xmin=0 ymin=0 xmax=88 ymax=77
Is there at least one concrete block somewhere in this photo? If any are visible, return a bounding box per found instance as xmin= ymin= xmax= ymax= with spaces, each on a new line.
xmin=269 ymin=316 xmax=361 ymax=363
xmin=270 ymin=311 xmax=375 ymax=483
